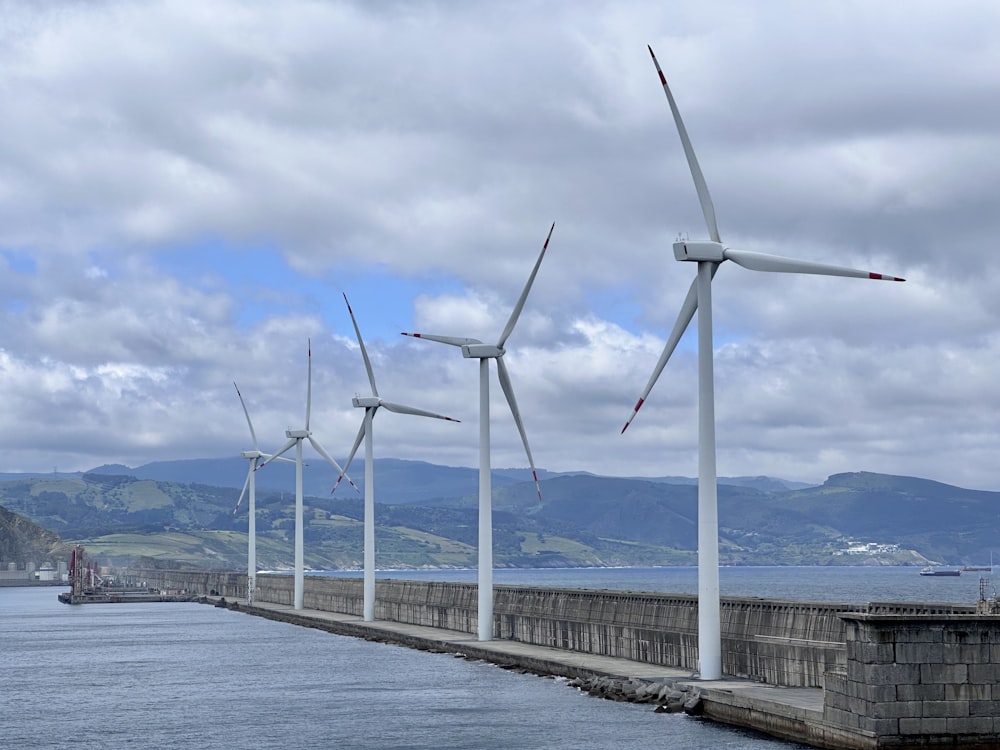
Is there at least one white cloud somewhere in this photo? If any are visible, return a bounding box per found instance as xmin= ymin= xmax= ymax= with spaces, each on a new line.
xmin=0 ymin=1 xmax=997 ymax=493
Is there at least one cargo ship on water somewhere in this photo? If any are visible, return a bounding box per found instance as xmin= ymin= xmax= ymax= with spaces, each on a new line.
xmin=919 ymin=566 xmax=961 ymax=577
xmin=57 ymin=546 xmax=196 ymax=605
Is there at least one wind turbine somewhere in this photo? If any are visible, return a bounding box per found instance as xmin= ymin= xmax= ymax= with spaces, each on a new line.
xmin=623 ymin=47 xmax=904 ymax=680
xmin=259 ymin=340 xmax=358 ymax=611
xmin=334 ymin=293 xmax=459 ymax=622
xmin=232 ymin=382 xmax=293 ymax=606
xmin=403 ymin=222 xmax=554 ymax=641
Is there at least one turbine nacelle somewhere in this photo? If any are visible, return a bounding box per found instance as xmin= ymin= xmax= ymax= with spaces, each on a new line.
xmin=352 ymin=396 xmax=380 ymax=408
xmin=674 ymin=240 xmax=726 ymax=263
xmin=286 ymin=428 xmax=310 ymax=439
xmin=240 ymin=450 xmax=263 ymax=460
xmin=462 ymin=343 xmax=504 ymax=359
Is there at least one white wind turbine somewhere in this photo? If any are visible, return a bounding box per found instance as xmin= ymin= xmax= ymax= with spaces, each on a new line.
xmin=623 ymin=47 xmax=905 ymax=680
xmin=232 ymin=382 xmax=293 ymax=606
xmin=403 ymin=222 xmax=554 ymax=641
xmin=259 ymin=340 xmax=358 ymax=610
xmin=334 ymin=293 xmax=460 ymax=622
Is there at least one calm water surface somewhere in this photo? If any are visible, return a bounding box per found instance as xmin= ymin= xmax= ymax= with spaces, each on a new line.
xmin=317 ymin=564 xmax=992 ymax=605
xmin=3 ymin=585 xmax=808 ymax=750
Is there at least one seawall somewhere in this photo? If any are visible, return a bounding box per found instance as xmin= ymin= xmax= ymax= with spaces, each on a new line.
xmin=138 ymin=569 xmax=1000 ymax=749
xmin=138 ymin=569 xmax=972 ymax=689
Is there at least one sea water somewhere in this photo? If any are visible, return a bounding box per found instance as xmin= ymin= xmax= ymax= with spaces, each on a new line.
xmin=316 ymin=564 xmax=992 ymax=604
xmin=2 ymin=585 xmax=810 ymax=750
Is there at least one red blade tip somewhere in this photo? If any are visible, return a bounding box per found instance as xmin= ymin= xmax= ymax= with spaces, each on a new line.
xmin=869 ymin=272 xmax=905 ymax=282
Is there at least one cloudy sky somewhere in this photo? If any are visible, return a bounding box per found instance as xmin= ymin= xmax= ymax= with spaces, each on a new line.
xmin=2 ymin=0 xmax=998 ymax=490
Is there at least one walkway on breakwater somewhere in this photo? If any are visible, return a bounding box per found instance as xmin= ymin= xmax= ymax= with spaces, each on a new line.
xmin=210 ymin=596 xmax=824 ymax=746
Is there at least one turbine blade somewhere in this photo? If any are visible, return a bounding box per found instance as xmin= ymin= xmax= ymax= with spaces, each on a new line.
xmin=305 ymin=339 xmax=312 ymax=431
xmin=378 ymin=399 xmax=460 ymax=422
xmin=260 ymin=453 xmax=296 ymax=465
xmin=622 ymin=272 xmax=705 ymax=434
xmin=401 ymin=332 xmax=482 ymax=346
xmin=332 ymin=420 xmax=367 ymax=495
xmin=344 ymin=293 xmax=379 ymax=397
xmin=258 ymin=438 xmax=297 ymax=469
xmin=723 ymin=249 xmax=905 ymax=281
xmin=498 ymin=222 xmax=555 ymax=348
xmin=308 ymin=435 xmax=360 ymax=494
xmin=648 ymin=46 xmax=721 ymax=244
xmin=233 ymin=466 xmax=252 ymax=515
xmin=234 ymin=381 xmax=259 ymax=450
xmin=496 ymin=358 xmax=542 ymax=502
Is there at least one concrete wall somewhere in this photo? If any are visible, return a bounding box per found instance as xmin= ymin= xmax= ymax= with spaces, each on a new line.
xmin=140 ymin=569 xmax=967 ymax=688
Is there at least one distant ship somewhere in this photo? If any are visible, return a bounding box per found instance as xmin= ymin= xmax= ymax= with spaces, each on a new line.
xmin=920 ymin=567 xmax=961 ymax=577
xmin=961 ymin=555 xmax=992 ymax=573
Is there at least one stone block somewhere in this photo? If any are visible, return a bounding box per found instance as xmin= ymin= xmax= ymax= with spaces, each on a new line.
xmin=946 ymin=683 xmax=991 ymax=701
xmin=823 ymin=671 xmax=847 ymax=695
xmin=847 ymin=641 xmax=894 ymax=664
xmin=871 ymin=700 xmax=920 ymax=720
xmin=969 ymin=663 xmax=1000 ymax=683
xmin=942 ymin=628 xmax=980 ymax=644
xmin=920 ymin=662 xmax=968 ymax=684
xmin=858 ymin=717 xmax=900 ymax=736
xmin=897 ymin=683 xmax=943 ymax=702
xmin=846 ymin=695 xmax=871 ymax=716
xmin=872 ymin=629 xmax=896 ymax=644
xmin=946 ymin=716 xmax=995 ymax=734
xmin=969 ymin=699 xmax=1000 ymax=716
xmin=947 ymin=643 xmax=991 ymax=664
xmin=887 ymin=626 xmax=943 ymax=644
xmin=847 ymin=681 xmax=898 ymax=703
xmin=823 ymin=706 xmax=861 ymax=730
xmin=823 ymin=689 xmax=851 ymax=713
xmin=899 ymin=717 xmax=948 ymax=735
xmin=895 ymin=642 xmax=943 ymax=664
xmin=922 ymin=699 xmax=970 ymax=719
xmin=851 ymin=663 xmax=921 ymax=685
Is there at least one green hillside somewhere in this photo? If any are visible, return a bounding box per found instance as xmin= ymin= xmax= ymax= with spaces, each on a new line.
xmin=0 ymin=467 xmax=995 ymax=570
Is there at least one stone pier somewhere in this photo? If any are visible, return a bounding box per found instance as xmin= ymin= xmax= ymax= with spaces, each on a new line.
xmin=136 ymin=570 xmax=1000 ymax=749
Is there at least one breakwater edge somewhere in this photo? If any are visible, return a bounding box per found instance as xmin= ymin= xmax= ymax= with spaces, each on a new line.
xmin=140 ymin=568 xmax=1000 ymax=749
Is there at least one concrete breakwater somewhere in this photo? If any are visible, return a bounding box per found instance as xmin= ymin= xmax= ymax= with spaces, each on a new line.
xmin=140 ymin=570 xmax=1000 ymax=749
xmin=138 ymin=569 xmax=972 ymax=688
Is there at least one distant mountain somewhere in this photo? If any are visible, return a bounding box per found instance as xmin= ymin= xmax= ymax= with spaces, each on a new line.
xmin=83 ymin=456 xmax=811 ymax=502
xmin=630 ymin=475 xmax=816 ymax=492
xmin=768 ymin=471 xmax=1000 ymax=565
xmin=0 ymin=463 xmax=995 ymax=570
xmin=86 ymin=457 xmax=529 ymax=504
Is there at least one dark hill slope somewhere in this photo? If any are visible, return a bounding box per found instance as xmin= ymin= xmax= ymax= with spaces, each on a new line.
xmin=0 ymin=505 xmax=67 ymax=564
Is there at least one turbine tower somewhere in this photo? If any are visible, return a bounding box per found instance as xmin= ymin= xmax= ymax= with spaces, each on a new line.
xmin=259 ymin=340 xmax=358 ymax=610
xmin=334 ymin=293 xmax=459 ymax=622
xmin=623 ymin=47 xmax=904 ymax=680
xmin=403 ymin=222 xmax=554 ymax=641
xmin=232 ymin=382 xmax=292 ymax=606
